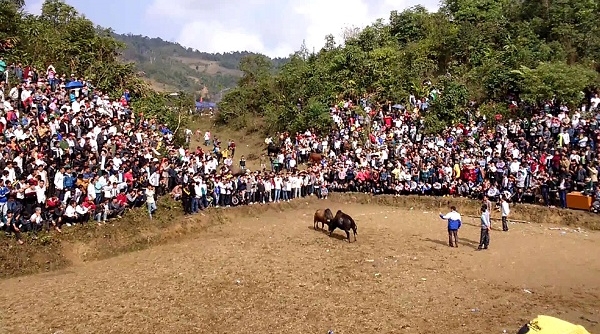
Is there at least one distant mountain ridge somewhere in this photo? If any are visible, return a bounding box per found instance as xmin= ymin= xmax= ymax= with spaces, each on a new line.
xmin=113 ymin=33 xmax=288 ymax=100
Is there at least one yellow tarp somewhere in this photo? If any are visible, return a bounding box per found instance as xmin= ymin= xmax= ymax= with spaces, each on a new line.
xmin=524 ymin=315 xmax=591 ymax=334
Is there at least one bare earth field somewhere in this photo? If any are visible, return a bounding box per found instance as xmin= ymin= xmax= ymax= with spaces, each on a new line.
xmin=1 ymin=202 xmax=599 ymax=334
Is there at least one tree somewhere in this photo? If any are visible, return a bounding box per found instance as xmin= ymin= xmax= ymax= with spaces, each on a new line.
xmin=218 ymin=0 xmax=600 ymax=135
xmin=1 ymin=0 xmax=24 ymax=9
xmin=426 ymin=77 xmax=469 ymax=133
xmin=512 ymin=62 xmax=599 ymax=107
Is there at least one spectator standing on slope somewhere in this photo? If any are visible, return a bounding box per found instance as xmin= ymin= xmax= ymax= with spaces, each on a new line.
xmin=146 ymin=185 xmax=157 ymax=219
xmin=204 ymin=131 xmax=211 ymax=146
xmin=501 ymin=196 xmax=510 ymax=231
xmin=0 ymin=180 xmax=10 ymax=217
xmin=478 ymin=204 xmax=491 ymax=250
xmin=439 ymin=206 xmax=462 ymax=247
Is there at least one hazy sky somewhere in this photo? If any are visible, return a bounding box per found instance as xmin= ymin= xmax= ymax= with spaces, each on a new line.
xmin=25 ymin=0 xmax=439 ymax=58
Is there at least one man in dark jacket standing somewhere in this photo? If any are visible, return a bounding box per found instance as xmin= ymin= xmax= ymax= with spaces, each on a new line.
xmin=181 ymin=182 xmax=194 ymax=215
xmin=478 ymin=204 xmax=491 ymax=250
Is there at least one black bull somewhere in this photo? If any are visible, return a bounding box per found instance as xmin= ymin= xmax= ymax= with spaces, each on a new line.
xmin=329 ymin=210 xmax=358 ymax=243
xmin=267 ymin=144 xmax=281 ymax=155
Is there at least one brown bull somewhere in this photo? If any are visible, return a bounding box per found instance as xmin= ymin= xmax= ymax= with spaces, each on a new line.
xmin=313 ymin=208 xmax=334 ymax=230
xmin=309 ymin=153 xmax=323 ymax=165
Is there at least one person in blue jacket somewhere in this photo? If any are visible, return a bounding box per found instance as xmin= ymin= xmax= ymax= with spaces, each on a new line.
xmin=439 ymin=206 xmax=462 ymax=247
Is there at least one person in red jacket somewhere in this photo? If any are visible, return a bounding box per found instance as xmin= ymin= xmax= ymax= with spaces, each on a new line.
xmin=116 ymin=191 xmax=128 ymax=207
xmin=82 ymin=197 xmax=96 ymax=214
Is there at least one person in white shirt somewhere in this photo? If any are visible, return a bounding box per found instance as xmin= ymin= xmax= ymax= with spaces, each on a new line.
xmin=500 ymin=196 xmax=510 ymax=232
xmin=35 ymin=181 xmax=47 ymax=205
xmin=199 ymin=181 xmax=208 ymax=208
xmin=292 ymin=175 xmax=301 ymax=199
xmin=12 ymin=152 xmax=24 ymax=172
xmin=103 ymin=183 xmax=115 ymax=201
xmin=11 ymin=180 xmax=24 ymax=202
xmin=273 ymin=176 xmax=282 ymax=202
xmin=263 ymin=178 xmax=272 ymax=203
xmin=54 ymin=167 xmax=65 ymax=199
xmin=87 ymin=181 xmax=96 ymax=203
xmin=193 ymin=182 xmax=202 ymax=213
xmin=149 ymin=170 xmax=160 ymax=188
xmin=4 ymin=162 xmax=16 ymax=182
xmin=478 ymin=204 xmax=491 ymax=250
xmin=63 ymin=201 xmax=79 ymax=226
xmin=146 ymin=185 xmax=157 ymax=219
xmin=591 ymin=94 xmax=600 ymax=110
xmin=75 ymin=203 xmax=89 ymax=223
xmin=215 ymin=180 xmax=224 ymax=207
xmin=29 ymin=207 xmax=44 ymax=236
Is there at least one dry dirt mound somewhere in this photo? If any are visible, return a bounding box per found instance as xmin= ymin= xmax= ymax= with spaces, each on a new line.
xmin=1 ymin=199 xmax=598 ymax=334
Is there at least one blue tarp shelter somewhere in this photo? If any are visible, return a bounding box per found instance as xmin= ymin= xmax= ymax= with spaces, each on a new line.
xmin=195 ymin=101 xmax=216 ymax=109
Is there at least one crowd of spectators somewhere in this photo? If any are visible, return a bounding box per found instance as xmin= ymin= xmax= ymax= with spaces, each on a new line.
xmin=178 ymin=91 xmax=600 ymax=218
xmin=261 ymin=95 xmax=600 ymax=213
xmin=2 ymin=57 xmax=599 ymax=245
xmin=0 ymin=62 xmax=174 ymax=244
xmin=0 ymin=59 xmax=338 ymax=246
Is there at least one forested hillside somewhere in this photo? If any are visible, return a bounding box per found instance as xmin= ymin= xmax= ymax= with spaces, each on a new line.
xmin=114 ymin=34 xmax=288 ymax=100
xmin=219 ymin=0 xmax=600 ymax=134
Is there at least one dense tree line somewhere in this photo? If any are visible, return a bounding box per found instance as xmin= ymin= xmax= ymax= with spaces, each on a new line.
xmin=1 ymin=0 xmax=193 ymax=136
xmin=218 ymin=0 xmax=600 ymax=134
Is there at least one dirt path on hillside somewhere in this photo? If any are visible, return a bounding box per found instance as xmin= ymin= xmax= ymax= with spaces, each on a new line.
xmin=1 ymin=203 xmax=599 ymax=334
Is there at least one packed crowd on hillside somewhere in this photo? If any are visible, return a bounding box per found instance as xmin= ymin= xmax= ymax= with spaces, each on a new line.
xmin=267 ymin=94 xmax=600 ymax=213
xmin=0 ymin=61 xmax=171 ymax=244
xmin=1 ymin=57 xmax=599 ymax=245
xmin=187 ymin=90 xmax=600 ymax=216
xmin=0 ymin=59 xmax=337 ymax=245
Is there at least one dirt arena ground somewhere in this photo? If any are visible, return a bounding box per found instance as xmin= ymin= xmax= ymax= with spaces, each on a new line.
xmin=1 ymin=202 xmax=599 ymax=334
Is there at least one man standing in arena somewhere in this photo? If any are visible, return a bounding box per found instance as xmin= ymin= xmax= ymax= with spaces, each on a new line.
xmin=439 ymin=206 xmax=462 ymax=247
xmin=478 ymin=204 xmax=491 ymax=250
